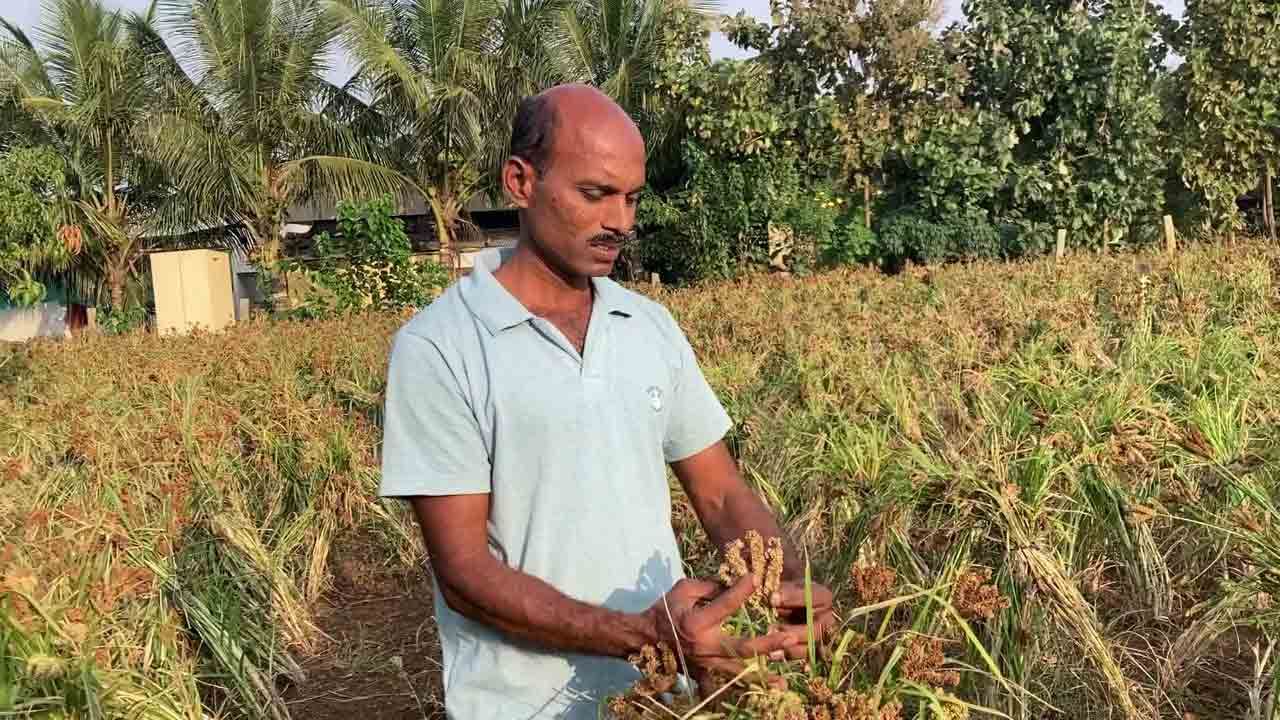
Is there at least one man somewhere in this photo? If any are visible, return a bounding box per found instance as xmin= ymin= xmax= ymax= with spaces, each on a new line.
xmin=379 ymin=84 xmax=833 ymax=719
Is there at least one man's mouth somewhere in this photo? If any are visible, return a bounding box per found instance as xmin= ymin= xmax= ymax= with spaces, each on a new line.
xmin=588 ymin=231 xmax=635 ymax=253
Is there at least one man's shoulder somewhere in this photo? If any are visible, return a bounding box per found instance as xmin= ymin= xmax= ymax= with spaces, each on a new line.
xmin=395 ymin=281 xmax=475 ymax=346
xmin=387 ymin=283 xmax=486 ymax=372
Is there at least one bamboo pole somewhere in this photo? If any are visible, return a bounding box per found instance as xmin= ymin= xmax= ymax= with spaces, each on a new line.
xmin=1163 ymin=215 xmax=1176 ymax=255
xmin=1056 ymin=228 xmax=1067 ymax=259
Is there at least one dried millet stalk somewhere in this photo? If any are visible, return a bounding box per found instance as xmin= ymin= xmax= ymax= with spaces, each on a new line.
xmin=828 ymin=691 xmax=903 ymax=720
xmin=951 ymin=566 xmax=1010 ymax=620
xmin=850 ymin=562 xmax=896 ymax=605
xmin=719 ymin=538 xmax=749 ymax=586
xmin=627 ymin=642 xmax=679 ymax=697
xmin=718 ymin=530 xmax=785 ymax=611
xmin=900 ymin=635 xmax=960 ymax=688
xmin=807 ymin=677 xmax=834 ymax=704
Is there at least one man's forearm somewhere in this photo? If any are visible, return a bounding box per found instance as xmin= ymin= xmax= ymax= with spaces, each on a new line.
xmin=699 ymin=483 xmax=805 ymax=581
xmin=434 ymin=552 xmax=659 ymax=657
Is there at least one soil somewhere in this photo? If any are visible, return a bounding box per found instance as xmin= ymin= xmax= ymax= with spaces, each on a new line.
xmin=280 ymin=533 xmax=445 ymax=720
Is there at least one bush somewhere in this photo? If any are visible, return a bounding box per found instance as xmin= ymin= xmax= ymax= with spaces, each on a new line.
xmin=96 ymin=303 xmax=148 ymax=334
xmin=639 ymin=142 xmax=874 ymax=282
xmin=876 ymin=207 xmax=1005 ymax=268
xmin=816 ymin=215 xmax=876 ymax=269
xmin=282 ymin=197 xmax=449 ymax=317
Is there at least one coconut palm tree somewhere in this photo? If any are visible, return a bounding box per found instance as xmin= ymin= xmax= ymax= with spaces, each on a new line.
xmin=146 ymin=0 xmax=407 ymax=273
xmin=0 ymin=0 xmax=174 ymax=310
xmin=329 ymin=0 xmax=706 ymax=267
xmin=329 ymin=0 xmax=525 ymax=268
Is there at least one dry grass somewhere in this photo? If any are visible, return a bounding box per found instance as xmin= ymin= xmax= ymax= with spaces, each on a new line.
xmin=3 ymin=241 xmax=1280 ymax=718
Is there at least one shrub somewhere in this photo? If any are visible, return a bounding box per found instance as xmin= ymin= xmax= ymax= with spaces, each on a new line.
xmin=282 ymin=197 xmax=449 ymax=317
xmin=816 ymin=215 xmax=876 ymax=269
xmin=639 ymin=142 xmax=874 ymax=282
xmin=96 ymin=303 xmax=148 ymax=334
xmin=876 ymin=207 xmax=1004 ymax=267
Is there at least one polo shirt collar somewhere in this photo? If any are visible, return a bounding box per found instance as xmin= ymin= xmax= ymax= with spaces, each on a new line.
xmin=460 ymin=246 xmax=634 ymax=336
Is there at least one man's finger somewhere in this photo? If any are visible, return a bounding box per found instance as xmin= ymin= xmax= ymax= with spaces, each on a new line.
xmin=690 ymin=574 xmax=756 ymax=631
xmin=724 ymin=630 xmax=792 ymax=659
xmin=770 ymin=583 xmax=834 ymax=611
xmin=674 ymin=578 xmax=727 ymax=604
xmin=764 ymin=616 xmax=836 ymax=654
xmin=782 ymin=641 xmax=809 ymax=660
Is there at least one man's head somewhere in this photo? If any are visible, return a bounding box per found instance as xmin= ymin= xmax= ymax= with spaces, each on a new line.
xmin=503 ymin=84 xmax=646 ymax=279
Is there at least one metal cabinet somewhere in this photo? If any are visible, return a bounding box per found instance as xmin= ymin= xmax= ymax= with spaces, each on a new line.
xmin=149 ymin=249 xmax=236 ymax=335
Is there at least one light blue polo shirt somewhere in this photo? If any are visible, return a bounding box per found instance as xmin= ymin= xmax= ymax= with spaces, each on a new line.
xmin=379 ymin=247 xmax=732 ymax=719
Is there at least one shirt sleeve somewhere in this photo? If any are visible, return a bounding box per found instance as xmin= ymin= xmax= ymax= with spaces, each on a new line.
xmin=379 ymin=329 xmax=492 ymax=497
xmin=662 ymin=315 xmax=733 ymax=463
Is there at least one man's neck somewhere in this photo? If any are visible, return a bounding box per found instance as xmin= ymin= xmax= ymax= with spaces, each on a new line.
xmin=492 ymin=241 xmax=592 ymax=315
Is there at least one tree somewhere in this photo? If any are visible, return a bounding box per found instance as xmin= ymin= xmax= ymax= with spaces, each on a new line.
xmin=332 ymin=0 xmax=711 ymax=270
xmin=146 ymin=0 xmax=405 ymax=279
xmin=0 ymin=145 xmax=71 ymax=305
xmin=333 ymin=0 xmax=511 ymax=270
xmin=956 ymin=0 xmax=1169 ymax=249
xmin=0 ymin=0 xmax=173 ymax=309
xmin=723 ymin=0 xmax=953 ymax=225
xmin=1179 ymin=0 xmax=1280 ymax=237
xmin=556 ymin=0 xmax=715 ymax=165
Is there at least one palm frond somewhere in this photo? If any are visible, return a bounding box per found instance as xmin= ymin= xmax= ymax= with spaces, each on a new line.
xmin=140 ymin=110 xmax=257 ymax=235
xmin=328 ymin=0 xmax=433 ymax=112
xmin=278 ymin=154 xmax=420 ymax=207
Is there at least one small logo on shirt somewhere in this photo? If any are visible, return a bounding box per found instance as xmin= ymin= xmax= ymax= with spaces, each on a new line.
xmin=646 ymin=386 xmax=664 ymax=412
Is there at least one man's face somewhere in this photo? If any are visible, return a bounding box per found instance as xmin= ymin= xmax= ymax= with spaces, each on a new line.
xmin=514 ymin=116 xmax=646 ymax=278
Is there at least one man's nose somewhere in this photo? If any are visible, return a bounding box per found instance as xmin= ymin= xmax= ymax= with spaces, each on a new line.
xmin=601 ymin=197 xmax=635 ymax=236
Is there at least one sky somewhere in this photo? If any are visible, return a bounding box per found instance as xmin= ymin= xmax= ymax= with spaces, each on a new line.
xmin=4 ymin=0 xmax=1186 ymax=79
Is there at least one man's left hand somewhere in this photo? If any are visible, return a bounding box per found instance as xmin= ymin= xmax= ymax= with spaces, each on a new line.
xmin=767 ymin=581 xmax=836 ymax=661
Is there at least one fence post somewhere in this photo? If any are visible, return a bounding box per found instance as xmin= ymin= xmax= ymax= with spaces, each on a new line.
xmin=1056 ymin=228 xmax=1067 ymax=260
xmin=650 ymin=272 xmax=661 ymax=287
xmin=1163 ymin=215 xmax=1176 ymax=255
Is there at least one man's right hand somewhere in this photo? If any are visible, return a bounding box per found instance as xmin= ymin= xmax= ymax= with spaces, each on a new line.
xmin=644 ymin=575 xmax=791 ymax=682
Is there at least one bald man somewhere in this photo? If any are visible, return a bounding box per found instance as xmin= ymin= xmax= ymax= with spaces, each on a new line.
xmin=379 ymin=84 xmax=833 ymax=719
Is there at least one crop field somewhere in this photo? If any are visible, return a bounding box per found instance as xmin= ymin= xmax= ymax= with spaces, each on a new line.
xmin=3 ymin=242 xmax=1280 ymax=719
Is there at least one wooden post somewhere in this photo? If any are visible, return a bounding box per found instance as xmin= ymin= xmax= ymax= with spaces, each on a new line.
xmin=650 ymin=272 xmax=660 ymax=287
xmin=1055 ymin=228 xmax=1067 ymax=259
xmin=1163 ymin=215 xmax=1176 ymax=254
xmin=1101 ymin=219 xmax=1111 ymax=255
xmin=863 ymin=177 xmax=873 ymax=230
xmin=86 ymin=307 xmax=96 ymax=332
xmin=238 ymin=297 xmax=251 ymax=322
xmin=1265 ymin=162 xmax=1276 ymax=241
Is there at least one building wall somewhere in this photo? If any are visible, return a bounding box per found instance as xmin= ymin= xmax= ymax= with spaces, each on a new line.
xmin=0 ymin=302 xmax=70 ymax=342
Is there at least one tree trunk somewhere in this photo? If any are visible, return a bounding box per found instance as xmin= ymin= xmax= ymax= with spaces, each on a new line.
xmin=258 ymin=219 xmax=282 ymax=268
xmin=863 ymin=177 xmax=872 ymax=229
xmin=108 ymin=266 xmax=126 ymax=311
xmin=428 ymin=193 xmax=458 ymax=276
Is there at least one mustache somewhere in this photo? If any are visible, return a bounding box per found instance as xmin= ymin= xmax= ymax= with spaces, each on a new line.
xmin=588 ymin=230 xmax=638 ymax=247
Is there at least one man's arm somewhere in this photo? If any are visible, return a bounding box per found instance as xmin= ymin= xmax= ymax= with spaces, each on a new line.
xmin=671 ymin=440 xmax=835 ymax=655
xmin=411 ymin=493 xmax=657 ymax=658
xmin=670 ymin=440 xmax=803 ymax=580
xmin=410 ymin=493 xmax=792 ymax=668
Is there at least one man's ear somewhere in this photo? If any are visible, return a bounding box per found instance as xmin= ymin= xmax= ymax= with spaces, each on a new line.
xmin=503 ymin=156 xmax=537 ymax=209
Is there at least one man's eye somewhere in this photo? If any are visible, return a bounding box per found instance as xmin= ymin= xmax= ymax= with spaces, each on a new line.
xmin=626 ymin=194 xmax=642 ymax=207
xmin=581 ymin=189 xmax=604 ymax=201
